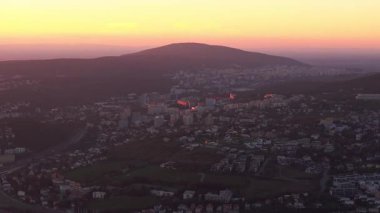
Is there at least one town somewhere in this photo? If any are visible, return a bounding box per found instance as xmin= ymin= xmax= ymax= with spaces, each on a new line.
xmin=0 ymin=66 xmax=379 ymax=213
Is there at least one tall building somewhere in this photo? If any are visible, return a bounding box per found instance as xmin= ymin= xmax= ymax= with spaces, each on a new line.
xmin=120 ymin=107 xmax=131 ymax=120
xmin=169 ymin=114 xmax=179 ymax=126
xmin=205 ymin=97 xmax=217 ymax=107
xmin=118 ymin=119 xmax=129 ymax=129
xmin=131 ymin=112 xmax=143 ymax=126
xmin=205 ymin=113 xmax=214 ymax=126
xmin=138 ymin=94 xmax=149 ymax=107
xmin=154 ymin=115 xmax=165 ymax=128
xmin=147 ymin=104 xmax=167 ymax=115
xmin=183 ymin=113 xmax=194 ymax=126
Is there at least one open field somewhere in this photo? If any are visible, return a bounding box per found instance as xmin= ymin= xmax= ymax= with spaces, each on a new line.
xmin=67 ymin=163 xmax=318 ymax=200
xmin=65 ymin=139 xmax=222 ymax=185
xmin=110 ymin=140 xmax=222 ymax=169
xmin=86 ymin=195 xmax=158 ymax=212
xmin=65 ymin=138 xmax=319 ymax=212
xmin=260 ymin=158 xmax=317 ymax=180
xmin=64 ymin=160 xmax=129 ymax=183
xmin=243 ymin=177 xmax=318 ymax=199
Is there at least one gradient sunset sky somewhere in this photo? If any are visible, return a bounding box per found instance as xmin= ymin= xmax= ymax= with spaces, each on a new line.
xmin=1 ymin=0 xmax=380 ymax=59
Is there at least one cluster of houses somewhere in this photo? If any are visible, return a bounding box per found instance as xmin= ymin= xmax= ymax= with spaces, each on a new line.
xmin=0 ymin=126 xmax=28 ymax=166
xmin=172 ymin=66 xmax=351 ymax=94
xmin=331 ymin=173 xmax=380 ymax=211
xmin=211 ymin=147 xmax=265 ymax=174
xmin=0 ymin=102 xmax=30 ymax=120
xmin=0 ymin=143 xmax=109 ymax=208
xmin=277 ymin=155 xmax=323 ymax=175
xmin=139 ymin=192 xmax=318 ymax=213
xmin=0 ymin=66 xmax=379 ymax=212
xmin=0 ymin=78 xmax=39 ymax=92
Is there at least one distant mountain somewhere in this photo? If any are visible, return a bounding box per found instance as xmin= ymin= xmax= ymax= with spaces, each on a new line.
xmin=0 ymin=43 xmax=304 ymax=76
xmin=0 ymin=43 xmax=304 ymax=105
xmin=131 ymin=43 xmax=304 ymax=67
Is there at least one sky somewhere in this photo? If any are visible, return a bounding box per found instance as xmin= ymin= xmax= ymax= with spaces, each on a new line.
xmin=1 ymin=0 xmax=380 ymax=60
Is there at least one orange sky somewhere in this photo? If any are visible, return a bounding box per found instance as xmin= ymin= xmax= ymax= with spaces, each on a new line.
xmin=1 ymin=0 xmax=380 ymax=56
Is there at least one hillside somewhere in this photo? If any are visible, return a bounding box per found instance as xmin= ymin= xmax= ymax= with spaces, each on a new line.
xmin=343 ymin=73 xmax=380 ymax=92
xmin=257 ymin=73 xmax=380 ymax=96
xmin=0 ymin=43 xmax=304 ymax=105
xmin=0 ymin=43 xmax=303 ymax=77
xmin=132 ymin=43 xmax=304 ymax=68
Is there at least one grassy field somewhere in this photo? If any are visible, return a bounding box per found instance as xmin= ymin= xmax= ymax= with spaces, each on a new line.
xmin=243 ymin=177 xmax=318 ymax=199
xmin=278 ymin=166 xmax=316 ymax=179
xmin=65 ymin=139 xmax=222 ymax=185
xmin=65 ymin=139 xmax=319 ymax=212
xmin=65 ymin=160 xmax=129 ymax=183
xmin=110 ymin=140 xmax=222 ymax=169
xmin=67 ymin=162 xmax=318 ymax=199
xmin=260 ymin=158 xmax=317 ymax=180
xmin=87 ymin=195 xmax=158 ymax=212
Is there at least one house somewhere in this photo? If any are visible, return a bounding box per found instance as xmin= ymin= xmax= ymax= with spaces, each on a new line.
xmin=204 ymin=190 xmax=233 ymax=202
xmin=59 ymin=184 xmax=71 ymax=193
xmin=92 ymin=191 xmax=106 ymax=199
xmin=206 ymin=203 xmax=214 ymax=213
xmin=195 ymin=204 xmax=203 ymax=213
xmin=204 ymin=192 xmax=220 ymax=202
xmin=222 ymin=204 xmax=232 ymax=213
xmin=183 ymin=190 xmax=196 ymax=200
xmin=151 ymin=189 xmax=175 ymax=197
xmin=17 ymin=190 xmax=26 ymax=197
xmin=14 ymin=147 xmax=26 ymax=154
xmin=177 ymin=204 xmax=189 ymax=211
xmin=219 ymin=190 xmax=233 ymax=202
xmin=368 ymin=208 xmax=379 ymax=213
